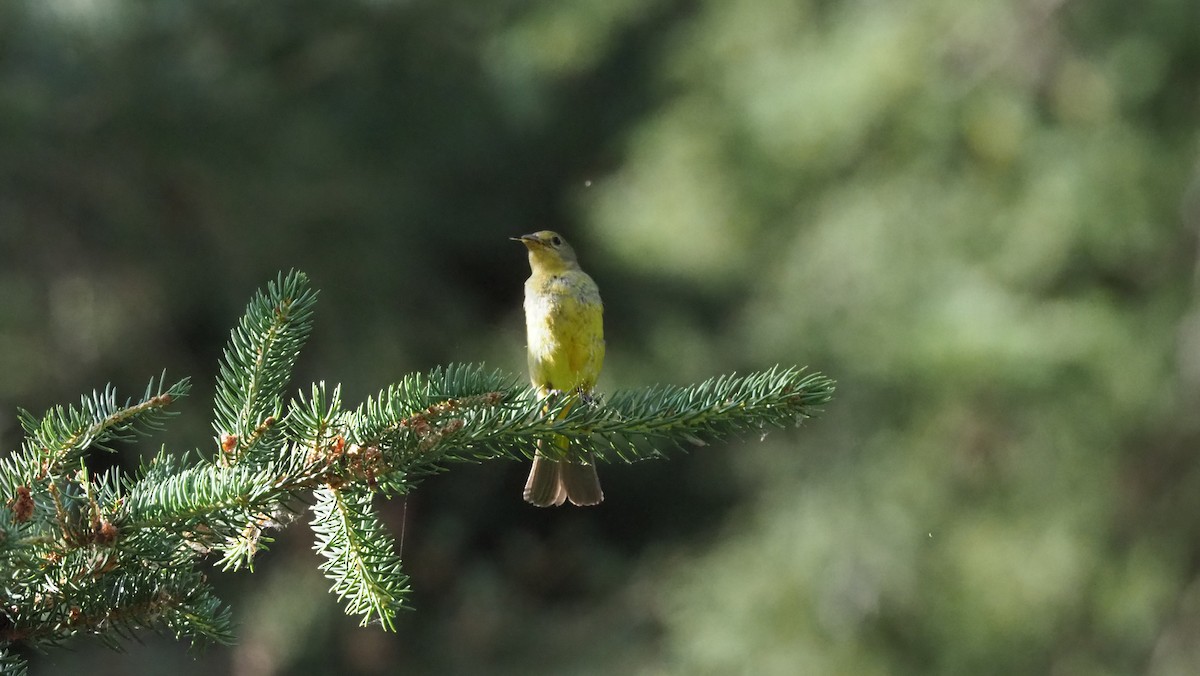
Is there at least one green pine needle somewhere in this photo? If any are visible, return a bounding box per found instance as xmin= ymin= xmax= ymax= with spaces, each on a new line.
xmin=0 ymin=648 xmax=28 ymax=676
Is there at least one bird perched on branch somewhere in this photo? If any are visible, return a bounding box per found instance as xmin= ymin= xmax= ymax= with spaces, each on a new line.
xmin=513 ymin=230 xmax=605 ymax=507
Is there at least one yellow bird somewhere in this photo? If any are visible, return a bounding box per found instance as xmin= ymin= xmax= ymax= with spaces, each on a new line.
xmin=513 ymin=231 xmax=605 ymax=507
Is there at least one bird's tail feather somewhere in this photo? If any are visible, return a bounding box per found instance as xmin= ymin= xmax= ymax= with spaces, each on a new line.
xmin=561 ymin=450 xmax=603 ymax=506
xmin=524 ymin=434 xmax=604 ymax=507
xmin=524 ymin=444 xmax=567 ymax=507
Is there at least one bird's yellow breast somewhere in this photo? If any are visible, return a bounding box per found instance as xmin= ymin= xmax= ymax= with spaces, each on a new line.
xmin=524 ymin=270 xmax=604 ymax=394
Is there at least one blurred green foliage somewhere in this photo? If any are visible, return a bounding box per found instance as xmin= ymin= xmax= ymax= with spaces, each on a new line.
xmin=2 ymin=0 xmax=1199 ymax=674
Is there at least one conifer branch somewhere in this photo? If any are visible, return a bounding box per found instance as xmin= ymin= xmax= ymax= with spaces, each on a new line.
xmin=0 ymin=648 xmax=27 ymax=676
xmin=213 ymin=270 xmax=316 ymax=466
xmin=11 ymin=374 xmax=188 ymax=480
xmin=0 ymin=270 xmax=834 ymax=672
xmin=311 ymin=486 xmax=408 ymax=630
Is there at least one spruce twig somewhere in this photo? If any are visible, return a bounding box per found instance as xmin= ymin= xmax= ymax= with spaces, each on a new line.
xmin=0 ymin=270 xmax=834 ymax=672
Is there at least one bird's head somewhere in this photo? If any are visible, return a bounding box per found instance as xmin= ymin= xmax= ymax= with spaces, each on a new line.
xmin=512 ymin=231 xmax=580 ymax=273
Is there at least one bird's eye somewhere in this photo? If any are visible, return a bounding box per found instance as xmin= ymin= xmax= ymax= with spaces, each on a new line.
xmin=551 ymin=236 xmax=562 ymax=246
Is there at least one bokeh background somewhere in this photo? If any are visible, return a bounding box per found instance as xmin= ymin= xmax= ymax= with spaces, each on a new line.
xmin=3 ymin=0 xmax=1200 ymax=673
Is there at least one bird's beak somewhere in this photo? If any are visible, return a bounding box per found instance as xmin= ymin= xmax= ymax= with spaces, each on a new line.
xmin=512 ymin=234 xmax=542 ymax=249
